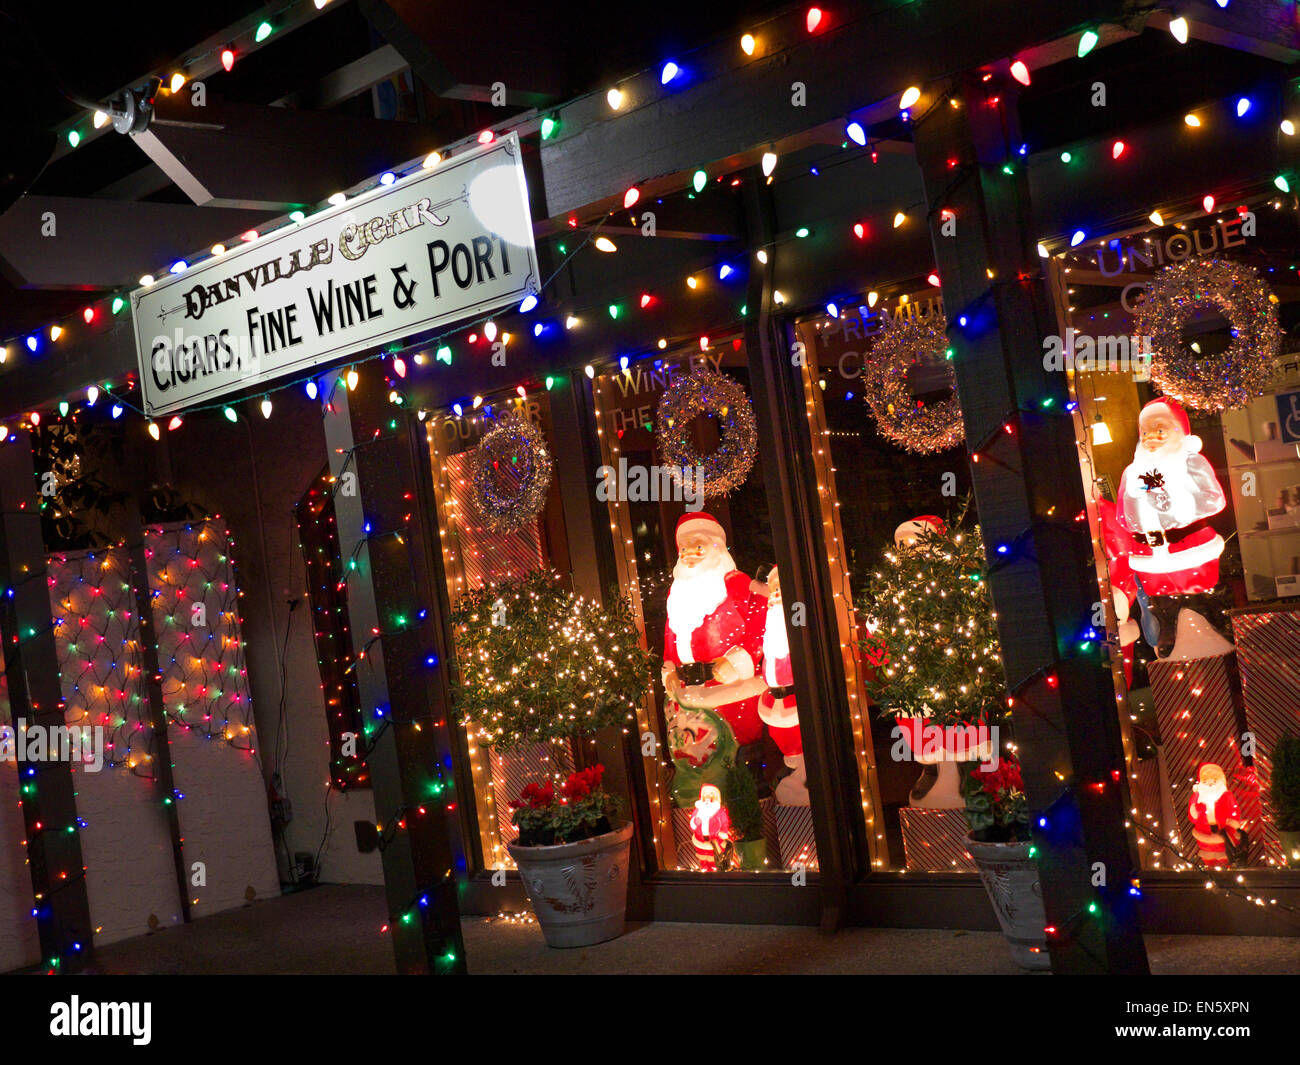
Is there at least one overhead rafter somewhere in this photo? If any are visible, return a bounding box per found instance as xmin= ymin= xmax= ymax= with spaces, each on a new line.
xmin=0 ymin=196 xmax=273 ymax=290
xmin=536 ymin=0 xmax=1296 ymax=219
xmin=47 ymin=0 xmax=336 ymax=167
xmin=131 ymin=91 xmax=443 ymax=211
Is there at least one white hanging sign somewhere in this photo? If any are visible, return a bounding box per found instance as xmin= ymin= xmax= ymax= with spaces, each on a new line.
xmin=132 ymin=133 xmax=539 ymax=416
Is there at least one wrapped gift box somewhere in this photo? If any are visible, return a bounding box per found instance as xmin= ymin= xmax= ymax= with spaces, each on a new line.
xmin=898 ymin=807 xmax=977 ymax=872
xmin=772 ymin=803 xmax=819 ymax=871
xmin=1149 ymin=652 xmax=1276 ymax=866
xmin=1232 ymin=610 xmax=1300 ymax=865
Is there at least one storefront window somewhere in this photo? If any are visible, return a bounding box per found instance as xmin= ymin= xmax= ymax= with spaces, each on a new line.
xmin=591 ymin=334 xmax=818 ymax=873
xmin=425 ymin=391 xmax=573 ymax=872
xmin=792 ymin=286 xmax=1004 ymax=875
xmin=1054 ymin=201 xmax=1300 ymax=874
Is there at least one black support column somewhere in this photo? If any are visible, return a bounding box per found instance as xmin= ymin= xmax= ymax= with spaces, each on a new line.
xmin=321 ymin=380 xmax=467 ymax=975
xmin=0 ymin=429 xmax=93 ymax=972
xmin=742 ymin=171 xmax=865 ymax=930
xmin=913 ymin=75 xmax=1148 ymax=973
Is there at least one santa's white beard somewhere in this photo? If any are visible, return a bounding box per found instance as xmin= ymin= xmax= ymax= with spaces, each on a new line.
xmin=763 ymin=601 xmax=789 ymax=681
xmin=666 ymin=549 xmax=735 ymax=663
xmin=695 ymin=799 xmax=721 ymax=834
xmin=1195 ymin=780 xmax=1227 ymax=822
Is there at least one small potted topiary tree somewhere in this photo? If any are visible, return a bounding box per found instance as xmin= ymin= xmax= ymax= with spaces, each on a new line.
xmin=1269 ymin=734 xmax=1300 ymax=867
xmin=724 ymin=760 xmax=766 ymax=870
xmin=449 ymin=570 xmax=653 ymax=947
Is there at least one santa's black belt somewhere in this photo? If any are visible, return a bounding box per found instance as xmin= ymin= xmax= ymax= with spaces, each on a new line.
xmin=767 ymin=684 xmax=795 ymax=699
xmin=1140 ymin=517 xmax=1213 ymax=547
xmin=676 ymin=662 xmax=712 ymax=685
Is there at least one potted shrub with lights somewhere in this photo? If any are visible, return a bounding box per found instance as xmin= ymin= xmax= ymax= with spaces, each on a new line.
xmin=449 ymin=570 xmax=653 ymax=947
xmin=1270 ymin=734 xmax=1300 ymax=867
xmin=961 ymin=756 xmax=1049 ymax=970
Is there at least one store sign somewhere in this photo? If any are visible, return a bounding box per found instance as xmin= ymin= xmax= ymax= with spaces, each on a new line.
xmin=132 ymin=134 xmax=539 ymax=416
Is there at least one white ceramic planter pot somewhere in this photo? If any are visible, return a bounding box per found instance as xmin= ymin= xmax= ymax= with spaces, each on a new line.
xmin=506 ymin=822 xmax=634 ymax=948
xmin=965 ymin=834 xmax=1051 ymax=971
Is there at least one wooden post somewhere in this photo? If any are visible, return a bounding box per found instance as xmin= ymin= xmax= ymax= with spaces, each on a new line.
xmin=121 ymin=499 xmax=192 ymax=924
xmin=0 ymin=429 xmax=94 ymax=972
xmin=321 ymin=382 xmax=467 ymax=974
xmin=741 ymin=171 xmax=865 ymax=929
xmin=911 ymin=74 xmax=1148 ymax=973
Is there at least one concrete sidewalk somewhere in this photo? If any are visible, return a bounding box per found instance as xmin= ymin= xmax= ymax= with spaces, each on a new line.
xmin=76 ymin=883 xmax=1299 ymax=975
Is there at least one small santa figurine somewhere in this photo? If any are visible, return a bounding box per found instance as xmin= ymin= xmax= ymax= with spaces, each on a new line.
xmin=758 ymin=566 xmax=807 ymax=806
xmin=1189 ymin=761 xmax=1244 ymax=868
xmin=1117 ymin=397 xmax=1227 ymax=597
xmin=662 ymin=513 xmax=768 ymax=747
xmin=689 ymin=784 xmax=734 ymax=872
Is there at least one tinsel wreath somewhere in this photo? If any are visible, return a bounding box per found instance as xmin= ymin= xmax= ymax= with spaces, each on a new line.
xmin=1135 ymin=257 xmax=1281 ymax=411
xmin=859 ymin=313 xmax=965 ymax=454
xmin=655 ymin=369 xmax=757 ymax=497
xmin=470 ymin=412 xmax=554 ymax=532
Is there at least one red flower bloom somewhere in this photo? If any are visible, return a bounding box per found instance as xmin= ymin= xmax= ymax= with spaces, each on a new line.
xmin=560 ymin=765 xmax=606 ymax=800
xmin=518 ymin=781 xmax=555 ymax=809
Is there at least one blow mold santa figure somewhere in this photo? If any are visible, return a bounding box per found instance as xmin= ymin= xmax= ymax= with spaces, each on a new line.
xmin=758 ymin=566 xmax=808 ymax=806
xmin=662 ymin=512 xmax=768 ymax=749
xmin=1116 ymin=397 xmax=1228 ymax=657
xmin=1189 ymin=762 xmax=1245 ymax=868
xmin=689 ymin=783 xmax=735 ymax=872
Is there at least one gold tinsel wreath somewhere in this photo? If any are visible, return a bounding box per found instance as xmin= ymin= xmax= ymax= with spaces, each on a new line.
xmin=470 ymin=412 xmax=554 ymax=532
xmin=1135 ymin=257 xmax=1280 ymax=411
xmin=655 ymin=369 xmax=757 ymax=497
xmin=859 ymin=313 xmax=965 ymax=454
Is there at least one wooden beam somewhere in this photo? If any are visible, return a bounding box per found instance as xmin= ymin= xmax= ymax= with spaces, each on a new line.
xmin=46 ymin=0 xmax=335 ymax=167
xmin=913 ymin=72 xmax=1149 ymax=974
xmin=321 ymin=385 xmax=468 ymax=974
xmin=0 ymin=196 xmax=272 ymax=290
xmin=132 ymin=95 xmax=442 ymax=210
xmin=538 ymin=0 xmax=1137 ymax=219
xmin=0 ymin=430 xmax=95 ymax=972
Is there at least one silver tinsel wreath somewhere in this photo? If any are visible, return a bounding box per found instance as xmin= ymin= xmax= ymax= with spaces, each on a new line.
xmin=1135 ymin=257 xmax=1280 ymax=411
xmin=859 ymin=313 xmax=964 ymax=454
xmin=655 ymin=370 xmax=757 ymax=497
xmin=470 ymin=412 xmax=554 ymax=532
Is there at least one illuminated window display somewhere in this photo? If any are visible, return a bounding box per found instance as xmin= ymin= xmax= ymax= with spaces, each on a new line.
xmin=789 ymin=289 xmax=1010 ymax=875
xmin=1055 ymin=201 xmax=1300 ymax=882
xmin=591 ymin=337 xmax=818 ymax=873
xmin=425 ymin=392 xmax=575 ymax=872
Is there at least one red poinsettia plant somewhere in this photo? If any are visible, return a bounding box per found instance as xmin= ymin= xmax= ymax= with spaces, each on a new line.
xmin=961 ymin=756 xmax=1032 ymax=843
xmin=509 ymin=764 xmax=620 ymax=847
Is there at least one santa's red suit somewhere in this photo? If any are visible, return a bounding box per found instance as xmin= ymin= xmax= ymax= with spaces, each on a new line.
xmin=1189 ymin=782 xmax=1242 ymax=868
xmin=758 ymin=641 xmax=799 ymax=757
xmin=663 ymin=515 xmax=767 ymax=745
xmin=1096 ymin=497 xmax=1141 ymax=687
xmin=1116 ymin=398 xmax=1227 ymax=597
xmin=689 ymin=789 xmax=733 ymax=871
